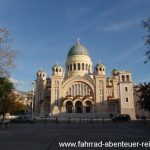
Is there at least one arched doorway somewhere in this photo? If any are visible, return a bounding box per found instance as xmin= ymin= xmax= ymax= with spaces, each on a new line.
xmin=66 ymin=101 xmax=73 ymax=113
xmin=85 ymin=101 xmax=92 ymax=113
xmin=75 ymin=101 xmax=83 ymax=113
xmin=108 ymin=102 xmax=115 ymax=112
xmin=41 ymin=101 xmax=50 ymax=115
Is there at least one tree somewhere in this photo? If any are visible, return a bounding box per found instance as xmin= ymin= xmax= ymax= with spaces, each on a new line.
xmin=9 ymin=93 xmax=27 ymax=115
xmin=136 ymin=82 xmax=150 ymax=111
xmin=0 ymin=77 xmax=14 ymax=121
xmin=12 ymin=101 xmax=27 ymax=115
xmin=142 ymin=17 xmax=150 ymax=63
xmin=0 ymin=28 xmax=17 ymax=77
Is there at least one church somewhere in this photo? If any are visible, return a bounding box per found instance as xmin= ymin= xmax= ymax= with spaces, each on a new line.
xmin=34 ymin=39 xmax=136 ymax=119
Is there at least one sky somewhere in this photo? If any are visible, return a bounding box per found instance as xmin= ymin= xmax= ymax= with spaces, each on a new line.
xmin=0 ymin=0 xmax=150 ymax=91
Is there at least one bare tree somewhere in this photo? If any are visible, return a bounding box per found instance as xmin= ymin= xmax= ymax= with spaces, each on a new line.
xmin=0 ymin=28 xmax=17 ymax=77
xmin=142 ymin=17 xmax=150 ymax=63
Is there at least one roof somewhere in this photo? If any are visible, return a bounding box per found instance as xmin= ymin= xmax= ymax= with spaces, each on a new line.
xmin=67 ymin=43 xmax=89 ymax=57
xmin=95 ymin=63 xmax=105 ymax=68
xmin=52 ymin=64 xmax=61 ymax=68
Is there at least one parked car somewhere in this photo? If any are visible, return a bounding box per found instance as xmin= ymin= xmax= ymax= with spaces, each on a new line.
xmin=112 ymin=114 xmax=131 ymax=121
xmin=11 ymin=115 xmax=34 ymax=123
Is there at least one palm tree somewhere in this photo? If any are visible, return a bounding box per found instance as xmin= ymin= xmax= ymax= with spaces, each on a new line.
xmin=137 ymin=82 xmax=150 ymax=111
xmin=0 ymin=77 xmax=14 ymax=121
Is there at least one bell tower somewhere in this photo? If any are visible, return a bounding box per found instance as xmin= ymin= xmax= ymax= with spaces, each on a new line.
xmin=51 ymin=64 xmax=64 ymax=115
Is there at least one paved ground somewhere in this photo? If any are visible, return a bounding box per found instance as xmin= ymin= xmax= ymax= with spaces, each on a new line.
xmin=0 ymin=121 xmax=150 ymax=150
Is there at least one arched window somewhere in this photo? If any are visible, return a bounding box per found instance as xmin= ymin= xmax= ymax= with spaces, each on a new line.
xmin=88 ymin=64 xmax=90 ymax=71
xmin=56 ymin=68 xmax=58 ymax=72
xmin=75 ymin=84 xmax=77 ymax=96
xmin=86 ymin=64 xmax=88 ymax=71
xmin=59 ymin=68 xmax=61 ymax=72
xmin=78 ymin=84 xmax=80 ymax=95
xmin=72 ymin=85 xmax=74 ymax=96
xmin=84 ymin=85 xmax=86 ymax=95
xmin=126 ymin=75 xmax=130 ymax=81
xmin=69 ymin=88 xmax=71 ymax=95
xmin=125 ymin=97 xmax=128 ymax=102
xmin=122 ymin=75 xmax=125 ymax=82
xmin=82 ymin=63 xmax=84 ymax=70
xmin=99 ymin=67 xmax=102 ymax=71
xmin=81 ymin=84 xmax=83 ymax=96
xmin=70 ymin=64 xmax=72 ymax=71
xmin=78 ymin=63 xmax=80 ymax=70
xmin=74 ymin=63 xmax=76 ymax=70
xmin=125 ymin=87 xmax=128 ymax=92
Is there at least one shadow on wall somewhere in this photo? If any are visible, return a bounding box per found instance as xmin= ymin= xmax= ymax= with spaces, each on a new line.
xmin=37 ymin=100 xmax=120 ymax=119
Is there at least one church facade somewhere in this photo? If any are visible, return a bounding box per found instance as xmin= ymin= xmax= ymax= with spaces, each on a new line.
xmin=34 ymin=40 xmax=136 ymax=119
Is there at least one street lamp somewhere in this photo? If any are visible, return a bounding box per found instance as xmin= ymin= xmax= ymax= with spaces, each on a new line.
xmin=32 ymin=82 xmax=35 ymax=119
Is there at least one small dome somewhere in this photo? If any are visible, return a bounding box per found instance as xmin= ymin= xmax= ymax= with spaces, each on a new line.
xmin=112 ymin=68 xmax=119 ymax=72
xmin=94 ymin=63 xmax=105 ymax=75
xmin=52 ymin=64 xmax=63 ymax=76
xmin=37 ymin=68 xmax=45 ymax=74
xmin=67 ymin=43 xmax=89 ymax=57
xmin=52 ymin=64 xmax=61 ymax=68
xmin=95 ymin=63 xmax=105 ymax=68
xmin=36 ymin=68 xmax=46 ymax=79
xmin=112 ymin=68 xmax=119 ymax=75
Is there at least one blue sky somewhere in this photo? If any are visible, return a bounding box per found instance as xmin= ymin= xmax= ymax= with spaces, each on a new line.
xmin=0 ymin=0 xmax=150 ymax=91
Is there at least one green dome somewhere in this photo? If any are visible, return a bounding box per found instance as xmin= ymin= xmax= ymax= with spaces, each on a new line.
xmin=67 ymin=43 xmax=89 ymax=57
xmin=95 ymin=63 xmax=105 ymax=68
xmin=112 ymin=68 xmax=119 ymax=72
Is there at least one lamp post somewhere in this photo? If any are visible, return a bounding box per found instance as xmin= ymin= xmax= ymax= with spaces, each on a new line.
xmin=32 ymin=82 xmax=35 ymax=119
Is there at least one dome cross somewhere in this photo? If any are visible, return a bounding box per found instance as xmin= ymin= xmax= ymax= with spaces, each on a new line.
xmin=77 ymin=37 xmax=80 ymax=44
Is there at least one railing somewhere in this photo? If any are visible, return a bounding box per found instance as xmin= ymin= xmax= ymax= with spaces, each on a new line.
xmin=34 ymin=116 xmax=111 ymax=124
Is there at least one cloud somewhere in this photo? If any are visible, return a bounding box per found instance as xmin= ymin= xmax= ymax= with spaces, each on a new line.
xmin=116 ymin=43 xmax=144 ymax=61
xmin=97 ymin=19 xmax=140 ymax=32
xmin=125 ymin=57 xmax=144 ymax=67
xmin=9 ymin=77 xmax=24 ymax=85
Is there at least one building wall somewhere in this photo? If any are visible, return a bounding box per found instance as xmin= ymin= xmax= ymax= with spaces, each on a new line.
xmin=65 ymin=55 xmax=92 ymax=78
xmin=34 ymin=69 xmax=136 ymax=119
xmin=33 ymin=43 xmax=136 ymax=119
xmin=119 ymin=72 xmax=135 ymax=119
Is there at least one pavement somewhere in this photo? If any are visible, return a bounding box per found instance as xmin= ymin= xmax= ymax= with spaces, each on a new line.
xmin=0 ymin=121 xmax=150 ymax=150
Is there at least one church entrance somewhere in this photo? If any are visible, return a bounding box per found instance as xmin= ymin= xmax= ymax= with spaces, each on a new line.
xmin=108 ymin=101 xmax=119 ymax=113
xmin=85 ymin=101 xmax=92 ymax=113
xmin=66 ymin=101 xmax=73 ymax=113
xmin=40 ymin=101 xmax=50 ymax=115
xmin=75 ymin=101 xmax=83 ymax=113
xmin=108 ymin=102 xmax=116 ymax=112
